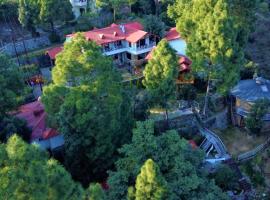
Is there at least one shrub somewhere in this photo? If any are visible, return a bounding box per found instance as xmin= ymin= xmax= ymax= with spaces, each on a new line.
xmin=246 ymin=98 xmax=270 ymax=134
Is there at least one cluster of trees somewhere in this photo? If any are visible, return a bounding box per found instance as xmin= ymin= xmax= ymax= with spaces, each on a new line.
xmin=18 ymin=0 xmax=73 ymax=38
xmin=42 ymin=34 xmax=134 ymax=185
xmin=0 ymin=0 xmax=263 ymax=199
xmin=0 ymin=53 xmax=31 ymax=143
xmin=168 ymin=0 xmax=258 ymax=114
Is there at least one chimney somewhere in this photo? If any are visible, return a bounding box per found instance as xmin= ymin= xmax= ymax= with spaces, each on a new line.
xmin=119 ymin=25 xmax=126 ymax=34
xmin=113 ymin=31 xmax=118 ymax=36
xmin=99 ymin=34 xmax=104 ymax=39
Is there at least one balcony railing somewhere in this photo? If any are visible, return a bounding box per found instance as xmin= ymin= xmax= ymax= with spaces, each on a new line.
xmin=71 ymin=0 xmax=87 ymax=6
xmin=103 ymin=45 xmax=125 ymax=53
xmin=132 ymin=42 xmax=156 ymax=51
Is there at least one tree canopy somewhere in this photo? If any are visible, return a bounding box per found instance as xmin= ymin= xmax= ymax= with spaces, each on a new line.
xmin=143 ymin=39 xmax=178 ymax=120
xmin=0 ymin=135 xmax=84 ymax=200
xmin=246 ymin=98 xmax=270 ymax=134
xmin=133 ymin=159 xmax=168 ymax=200
xmin=168 ymin=0 xmax=253 ymax=94
xmin=0 ymin=53 xmax=25 ymax=119
xmin=107 ymin=120 xmax=229 ymax=200
xmin=42 ymin=34 xmax=134 ymax=185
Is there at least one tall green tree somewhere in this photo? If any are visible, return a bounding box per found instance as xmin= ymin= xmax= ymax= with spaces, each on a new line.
xmin=143 ymin=39 xmax=178 ymax=122
xmin=84 ymin=183 xmax=106 ymax=200
xmin=18 ymin=0 xmax=40 ymax=35
xmin=168 ymin=0 xmax=249 ymax=114
xmin=0 ymin=135 xmax=84 ymax=199
xmin=107 ymin=120 xmax=229 ymax=200
xmin=39 ymin=0 xmax=73 ymax=33
xmin=0 ymin=53 xmax=25 ymax=119
xmin=134 ymin=159 xmax=168 ymax=200
xmin=42 ymin=34 xmax=133 ymax=185
xmin=96 ymin=0 xmax=126 ymax=21
xmin=0 ymin=53 xmax=30 ymax=143
xmin=142 ymin=15 xmax=166 ymax=38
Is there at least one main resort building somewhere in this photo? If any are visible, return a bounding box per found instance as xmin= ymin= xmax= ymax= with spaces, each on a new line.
xmin=47 ymin=22 xmax=187 ymax=70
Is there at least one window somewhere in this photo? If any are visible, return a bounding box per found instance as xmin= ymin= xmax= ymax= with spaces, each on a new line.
xmin=126 ymin=53 xmax=131 ymax=60
xmin=129 ymin=42 xmax=131 ymax=47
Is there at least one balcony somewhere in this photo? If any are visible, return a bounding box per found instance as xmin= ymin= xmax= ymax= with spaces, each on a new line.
xmin=102 ymin=44 xmax=128 ymax=56
xmin=128 ymin=42 xmax=156 ymax=55
xmin=70 ymin=0 xmax=87 ymax=7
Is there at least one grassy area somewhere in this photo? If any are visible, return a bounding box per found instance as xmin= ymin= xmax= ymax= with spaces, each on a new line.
xmin=214 ymin=126 xmax=268 ymax=156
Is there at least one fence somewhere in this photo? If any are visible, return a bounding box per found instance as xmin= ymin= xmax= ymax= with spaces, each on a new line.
xmin=238 ymin=137 xmax=270 ymax=162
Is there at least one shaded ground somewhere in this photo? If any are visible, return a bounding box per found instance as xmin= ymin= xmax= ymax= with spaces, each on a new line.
xmin=214 ymin=126 xmax=268 ymax=156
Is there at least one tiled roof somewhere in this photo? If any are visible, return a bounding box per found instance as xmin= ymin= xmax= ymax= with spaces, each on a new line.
xmin=165 ymin=27 xmax=181 ymax=41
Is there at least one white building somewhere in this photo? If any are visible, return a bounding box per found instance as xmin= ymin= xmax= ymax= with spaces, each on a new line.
xmin=69 ymin=0 xmax=97 ymax=18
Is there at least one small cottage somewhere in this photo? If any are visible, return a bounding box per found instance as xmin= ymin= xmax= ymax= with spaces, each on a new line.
xmin=230 ymin=77 xmax=270 ymax=128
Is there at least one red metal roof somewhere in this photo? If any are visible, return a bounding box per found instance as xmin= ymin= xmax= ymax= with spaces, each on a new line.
xmin=165 ymin=27 xmax=181 ymax=41
xmin=146 ymin=47 xmax=191 ymax=72
xmin=67 ymin=22 xmax=147 ymax=45
xmin=15 ymin=100 xmax=58 ymax=141
xmin=46 ymin=46 xmax=63 ymax=60
xmin=124 ymin=22 xmax=144 ymax=30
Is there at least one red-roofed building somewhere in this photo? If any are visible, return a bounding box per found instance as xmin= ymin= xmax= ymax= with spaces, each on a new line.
xmin=146 ymin=46 xmax=193 ymax=84
xmin=165 ymin=27 xmax=187 ymax=56
xmin=15 ymin=100 xmax=64 ymax=151
xmin=47 ymin=22 xmax=157 ymax=67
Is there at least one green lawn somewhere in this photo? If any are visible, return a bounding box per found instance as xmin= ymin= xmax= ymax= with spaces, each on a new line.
xmin=214 ymin=126 xmax=268 ymax=156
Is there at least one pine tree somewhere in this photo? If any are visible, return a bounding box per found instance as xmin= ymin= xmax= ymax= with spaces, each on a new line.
xmin=168 ymin=0 xmax=250 ymax=114
xmin=135 ymin=159 xmax=168 ymax=200
xmin=143 ymin=39 xmax=178 ymax=122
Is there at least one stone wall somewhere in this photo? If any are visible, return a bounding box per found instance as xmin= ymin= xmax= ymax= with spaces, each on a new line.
xmin=0 ymin=36 xmax=51 ymax=56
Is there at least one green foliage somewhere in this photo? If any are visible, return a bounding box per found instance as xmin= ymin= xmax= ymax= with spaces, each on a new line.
xmin=18 ymin=0 xmax=40 ymax=34
xmin=134 ymin=159 xmax=168 ymax=200
xmin=0 ymin=0 xmax=18 ymax=21
xmin=39 ymin=0 xmax=74 ymax=32
xmin=18 ymin=0 xmax=73 ymax=33
xmin=246 ymin=98 xmax=270 ymax=134
xmin=85 ymin=183 xmax=105 ymax=200
xmin=211 ymin=165 xmax=239 ymax=191
xmin=0 ymin=116 xmax=31 ymax=143
xmin=168 ymin=0 xmax=257 ymax=94
xmin=142 ymin=15 xmax=166 ymax=38
xmin=107 ymin=120 xmax=229 ymax=200
xmin=96 ymin=0 xmax=126 ymax=20
xmin=0 ymin=53 xmax=25 ymax=119
xmin=143 ymin=39 xmax=178 ymax=108
xmin=0 ymin=135 xmax=84 ymax=200
xmin=42 ymin=34 xmax=134 ymax=185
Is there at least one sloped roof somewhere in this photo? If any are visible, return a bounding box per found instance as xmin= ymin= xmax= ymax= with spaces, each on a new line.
xmin=231 ymin=78 xmax=270 ymax=102
xmin=46 ymin=46 xmax=63 ymax=60
xmin=67 ymin=22 xmax=147 ymax=45
xmin=15 ymin=100 xmax=59 ymax=140
xmin=145 ymin=47 xmax=192 ymax=72
xmin=165 ymin=27 xmax=181 ymax=41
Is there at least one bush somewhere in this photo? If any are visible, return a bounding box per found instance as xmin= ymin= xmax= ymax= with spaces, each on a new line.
xmin=211 ymin=165 xmax=239 ymax=191
xmin=240 ymin=61 xmax=257 ymax=80
xmin=246 ymin=98 xmax=270 ymax=134
xmin=176 ymin=84 xmax=197 ymax=101
xmin=0 ymin=116 xmax=31 ymax=143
